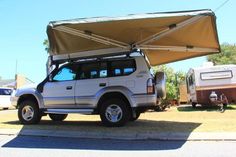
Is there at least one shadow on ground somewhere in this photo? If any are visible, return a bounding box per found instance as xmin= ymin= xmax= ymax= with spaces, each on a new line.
xmin=3 ymin=119 xmax=201 ymax=133
xmin=177 ymin=105 xmax=236 ymax=112
xmin=2 ymin=135 xmax=188 ymax=151
xmin=2 ymin=119 xmax=201 ymax=150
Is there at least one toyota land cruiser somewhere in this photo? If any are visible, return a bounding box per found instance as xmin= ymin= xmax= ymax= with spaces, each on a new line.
xmin=12 ymin=52 xmax=165 ymax=127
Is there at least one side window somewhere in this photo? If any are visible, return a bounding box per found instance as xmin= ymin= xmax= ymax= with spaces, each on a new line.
xmin=100 ymin=70 xmax=107 ymax=78
xmin=79 ymin=62 xmax=107 ymax=79
xmin=124 ymin=68 xmax=134 ymax=75
xmin=110 ymin=59 xmax=136 ymax=77
xmin=114 ymin=69 xmax=121 ymax=76
xmin=53 ymin=66 xmax=76 ymax=82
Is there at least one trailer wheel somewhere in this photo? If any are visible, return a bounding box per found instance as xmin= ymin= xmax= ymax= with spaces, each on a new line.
xmin=223 ymin=103 xmax=227 ymax=108
xmin=192 ymin=102 xmax=197 ymax=108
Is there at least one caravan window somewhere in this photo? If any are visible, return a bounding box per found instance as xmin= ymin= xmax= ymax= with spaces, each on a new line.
xmin=200 ymin=70 xmax=233 ymax=80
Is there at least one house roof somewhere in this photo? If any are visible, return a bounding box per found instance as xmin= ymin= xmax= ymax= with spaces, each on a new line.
xmin=0 ymin=79 xmax=15 ymax=87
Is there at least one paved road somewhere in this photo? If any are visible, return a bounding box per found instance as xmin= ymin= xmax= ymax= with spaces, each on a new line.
xmin=0 ymin=135 xmax=236 ymax=157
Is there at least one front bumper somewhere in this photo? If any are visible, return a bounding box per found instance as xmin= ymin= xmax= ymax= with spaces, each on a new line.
xmin=10 ymin=96 xmax=19 ymax=108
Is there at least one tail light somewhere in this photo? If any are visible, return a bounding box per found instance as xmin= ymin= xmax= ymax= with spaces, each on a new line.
xmin=147 ymin=78 xmax=155 ymax=94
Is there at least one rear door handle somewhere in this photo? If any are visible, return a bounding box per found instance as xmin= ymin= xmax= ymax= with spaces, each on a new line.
xmin=66 ymin=86 xmax=73 ymax=90
xmin=99 ymin=83 xmax=106 ymax=87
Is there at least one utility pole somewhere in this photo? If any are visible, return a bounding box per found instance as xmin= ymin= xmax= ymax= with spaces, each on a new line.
xmin=15 ymin=60 xmax=18 ymax=89
xmin=15 ymin=59 xmax=18 ymax=75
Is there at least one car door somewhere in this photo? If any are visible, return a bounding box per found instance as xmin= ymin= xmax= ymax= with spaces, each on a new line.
xmin=42 ymin=64 xmax=77 ymax=108
xmin=0 ymin=88 xmax=12 ymax=108
xmin=75 ymin=61 xmax=108 ymax=108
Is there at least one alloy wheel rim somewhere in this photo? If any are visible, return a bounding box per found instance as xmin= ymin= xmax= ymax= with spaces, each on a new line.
xmin=105 ymin=104 xmax=123 ymax=123
xmin=22 ymin=105 xmax=34 ymax=121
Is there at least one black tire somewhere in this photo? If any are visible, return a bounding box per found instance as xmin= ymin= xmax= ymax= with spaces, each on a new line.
xmin=154 ymin=106 xmax=162 ymax=112
xmin=130 ymin=112 xmax=140 ymax=121
xmin=100 ymin=99 xmax=130 ymax=127
xmin=192 ymin=102 xmax=197 ymax=108
xmin=49 ymin=114 xmax=68 ymax=121
xmin=3 ymin=108 xmax=9 ymax=110
xmin=223 ymin=103 xmax=227 ymax=108
xmin=18 ymin=100 xmax=41 ymax=124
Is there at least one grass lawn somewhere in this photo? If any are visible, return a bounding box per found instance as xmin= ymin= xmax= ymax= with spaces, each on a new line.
xmin=0 ymin=105 xmax=236 ymax=134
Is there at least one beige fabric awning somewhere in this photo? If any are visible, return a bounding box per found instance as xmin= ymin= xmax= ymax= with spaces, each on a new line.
xmin=47 ymin=9 xmax=220 ymax=66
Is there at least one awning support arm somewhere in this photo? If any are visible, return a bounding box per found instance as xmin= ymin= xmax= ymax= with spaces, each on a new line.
xmin=53 ymin=26 xmax=130 ymax=49
xmin=137 ymin=45 xmax=219 ymax=53
xmin=135 ymin=15 xmax=206 ymax=46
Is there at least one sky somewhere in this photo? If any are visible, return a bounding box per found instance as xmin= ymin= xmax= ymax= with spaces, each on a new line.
xmin=0 ymin=0 xmax=235 ymax=83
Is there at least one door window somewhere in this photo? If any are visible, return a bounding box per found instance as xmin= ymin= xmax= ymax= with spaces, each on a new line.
xmin=53 ymin=66 xmax=76 ymax=81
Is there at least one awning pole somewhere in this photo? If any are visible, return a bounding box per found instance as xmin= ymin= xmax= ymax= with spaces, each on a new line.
xmin=137 ymin=45 xmax=219 ymax=53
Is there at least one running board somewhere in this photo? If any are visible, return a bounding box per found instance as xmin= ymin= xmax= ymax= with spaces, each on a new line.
xmin=45 ymin=109 xmax=94 ymax=115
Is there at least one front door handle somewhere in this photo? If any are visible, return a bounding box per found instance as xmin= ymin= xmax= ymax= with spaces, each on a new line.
xmin=66 ymin=86 xmax=73 ymax=90
xmin=99 ymin=83 xmax=106 ymax=87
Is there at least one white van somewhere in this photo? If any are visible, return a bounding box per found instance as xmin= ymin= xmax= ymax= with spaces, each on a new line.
xmin=186 ymin=64 xmax=236 ymax=107
xmin=0 ymin=87 xmax=13 ymax=109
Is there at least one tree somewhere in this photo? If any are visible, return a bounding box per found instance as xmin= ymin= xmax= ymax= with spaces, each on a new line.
xmin=43 ymin=39 xmax=49 ymax=52
xmin=207 ymin=43 xmax=236 ymax=65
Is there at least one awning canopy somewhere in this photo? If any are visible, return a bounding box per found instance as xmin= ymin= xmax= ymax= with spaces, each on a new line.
xmin=47 ymin=9 xmax=220 ymax=66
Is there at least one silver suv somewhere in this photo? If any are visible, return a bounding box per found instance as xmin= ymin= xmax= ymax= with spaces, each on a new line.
xmin=12 ymin=52 xmax=165 ymax=127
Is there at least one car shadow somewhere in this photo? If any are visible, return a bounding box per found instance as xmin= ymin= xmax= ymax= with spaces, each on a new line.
xmin=177 ymin=104 xmax=236 ymax=112
xmin=2 ymin=119 xmax=201 ymax=150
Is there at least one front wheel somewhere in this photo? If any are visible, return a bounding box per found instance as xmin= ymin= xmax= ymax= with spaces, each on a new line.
xmin=49 ymin=114 xmax=68 ymax=121
xmin=18 ymin=100 xmax=41 ymax=124
xmin=100 ymin=99 xmax=130 ymax=127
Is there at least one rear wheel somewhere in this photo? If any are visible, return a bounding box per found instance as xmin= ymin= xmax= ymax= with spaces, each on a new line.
xmin=49 ymin=114 xmax=68 ymax=121
xmin=18 ymin=100 xmax=41 ymax=124
xmin=100 ymin=99 xmax=130 ymax=127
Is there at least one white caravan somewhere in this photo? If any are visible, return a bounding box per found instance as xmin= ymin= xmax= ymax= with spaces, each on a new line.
xmin=186 ymin=64 xmax=236 ymax=107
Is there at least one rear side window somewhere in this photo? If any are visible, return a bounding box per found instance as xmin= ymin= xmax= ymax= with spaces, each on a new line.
xmin=79 ymin=62 xmax=108 ymax=79
xmin=0 ymin=89 xmax=12 ymax=95
xmin=110 ymin=59 xmax=136 ymax=77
